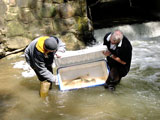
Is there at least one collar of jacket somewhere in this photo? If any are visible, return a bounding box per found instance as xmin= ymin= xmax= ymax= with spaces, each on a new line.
xmin=36 ymin=36 xmax=50 ymax=53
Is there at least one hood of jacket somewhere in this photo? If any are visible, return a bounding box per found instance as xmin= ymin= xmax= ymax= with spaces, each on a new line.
xmin=36 ymin=36 xmax=50 ymax=53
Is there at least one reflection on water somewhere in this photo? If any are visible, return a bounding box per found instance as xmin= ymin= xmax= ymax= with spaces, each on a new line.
xmin=0 ymin=22 xmax=160 ymax=120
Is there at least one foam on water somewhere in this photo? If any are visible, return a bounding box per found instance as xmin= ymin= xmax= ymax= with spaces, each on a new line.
xmin=12 ymin=60 xmax=36 ymax=77
xmin=94 ymin=21 xmax=160 ymax=41
xmin=131 ymin=40 xmax=160 ymax=70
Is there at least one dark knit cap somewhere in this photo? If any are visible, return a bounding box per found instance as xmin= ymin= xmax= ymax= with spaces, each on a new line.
xmin=44 ymin=37 xmax=58 ymax=50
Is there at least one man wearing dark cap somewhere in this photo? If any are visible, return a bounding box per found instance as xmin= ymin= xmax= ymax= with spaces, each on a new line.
xmin=103 ymin=30 xmax=132 ymax=91
xmin=24 ymin=36 xmax=65 ymax=97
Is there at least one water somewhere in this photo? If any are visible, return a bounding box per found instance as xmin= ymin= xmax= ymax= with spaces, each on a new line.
xmin=0 ymin=21 xmax=160 ymax=120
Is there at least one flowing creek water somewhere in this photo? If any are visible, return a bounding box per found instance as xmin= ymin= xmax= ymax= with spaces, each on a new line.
xmin=0 ymin=21 xmax=160 ymax=120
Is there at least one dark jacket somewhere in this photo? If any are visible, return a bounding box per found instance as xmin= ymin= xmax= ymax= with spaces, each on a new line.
xmin=103 ymin=32 xmax=132 ymax=77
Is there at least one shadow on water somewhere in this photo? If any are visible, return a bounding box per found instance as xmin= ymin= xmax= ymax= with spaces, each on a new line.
xmin=20 ymin=77 xmax=40 ymax=91
xmin=0 ymin=91 xmax=15 ymax=120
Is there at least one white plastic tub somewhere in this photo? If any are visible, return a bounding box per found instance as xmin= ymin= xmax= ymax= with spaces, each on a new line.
xmin=55 ymin=45 xmax=109 ymax=91
xmin=57 ymin=60 xmax=109 ymax=91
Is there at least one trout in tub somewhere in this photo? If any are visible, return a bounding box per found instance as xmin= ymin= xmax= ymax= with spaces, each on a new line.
xmin=63 ymin=74 xmax=105 ymax=88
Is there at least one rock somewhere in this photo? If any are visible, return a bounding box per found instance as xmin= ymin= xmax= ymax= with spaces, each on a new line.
xmin=18 ymin=8 xmax=35 ymax=24
xmin=59 ymin=3 xmax=74 ymax=19
xmin=36 ymin=2 xmax=57 ymax=18
xmin=6 ymin=21 xmax=25 ymax=37
xmin=59 ymin=33 xmax=85 ymax=50
xmin=6 ymin=36 xmax=31 ymax=49
xmin=0 ymin=0 xmax=7 ymax=16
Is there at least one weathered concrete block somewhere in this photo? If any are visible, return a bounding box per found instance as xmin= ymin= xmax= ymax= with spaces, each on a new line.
xmin=41 ymin=3 xmax=57 ymax=18
xmin=16 ymin=0 xmax=32 ymax=8
xmin=52 ymin=0 xmax=64 ymax=4
xmin=6 ymin=36 xmax=31 ymax=49
xmin=18 ymin=8 xmax=35 ymax=23
xmin=0 ymin=19 xmax=5 ymax=29
xmin=60 ymin=33 xmax=85 ymax=50
xmin=0 ymin=0 xmax=7 ymax=16
xmin=5 ymin=13 xmax=17 ymax=21
xmin=59 ymin=3 xmax=75 ymax=19
xmin=6 ymin=21 xmax=25 ymax=37
xmin=75 ymin=16 xmax=89 ymax=33
xmin=8 ymin=0 xmax=16 ymax=7
xmin=8 ymin=6 xmax=19 ymax=13
xmin=35 ymin=2 xmax=56 ymax=18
